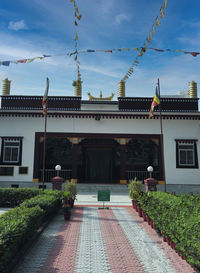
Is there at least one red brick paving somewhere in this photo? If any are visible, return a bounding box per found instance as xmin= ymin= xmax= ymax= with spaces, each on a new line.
xmin=126 ymin=207 xmax=194 ymax=273
xmin=39 ymin=207 xmax=83 ymax=273
xmin=38 ymin=205 xmax=195 ymax=273
xmin=99 ymin=209 xmax=147 ymax=273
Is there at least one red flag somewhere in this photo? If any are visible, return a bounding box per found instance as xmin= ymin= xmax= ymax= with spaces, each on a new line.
xmin=42 ymin=78 xmax=49 ymax=115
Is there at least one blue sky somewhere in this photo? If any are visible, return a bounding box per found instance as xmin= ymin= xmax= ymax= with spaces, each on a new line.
xmin=0 ymin=0 xmax=200 ymax=100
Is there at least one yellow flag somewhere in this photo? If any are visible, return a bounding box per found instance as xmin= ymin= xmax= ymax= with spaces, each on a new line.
xmin=144 ymin=43 xmax=147 ymax=49
xmin=76 ymin=14 xmax=82 ymax=20
xmin=75 ymin=5 xmax=79 ymax=13
xmin=70 ymin=0 xmax=74 ymax=2
xmin=156 ymin=16 xmax=160 ymax=26
xmin=74 ymin=55 xmax=77 ymax=61
xmin=146 ymin=37 xmax=151 ymax=46
xmin=163 ymin=0 xmax=167 ymax=9
xmin=138 ymin=49 xmax=143 ymax=57
xmin=160 ymin=7 xmax=165 ymax=18
xmin=152 ymin=24 xmax=155 ymax=34
xmin=149 ymin=32 xmax=152 ymax=40
xmin=75 ymin=32 xmax=78 ymax=41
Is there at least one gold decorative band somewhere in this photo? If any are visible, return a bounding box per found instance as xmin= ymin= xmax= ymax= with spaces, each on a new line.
xmin=32 ymin=178 xmax=39 ymax=183
xmin=120 ymin=179 xmax=127 ymax=184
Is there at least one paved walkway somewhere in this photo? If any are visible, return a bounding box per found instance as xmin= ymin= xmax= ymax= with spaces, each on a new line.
xmin=0 ymin=208 xmax=10 ymax=216
xmin=13 ymin=202 xmax=194 ymax=273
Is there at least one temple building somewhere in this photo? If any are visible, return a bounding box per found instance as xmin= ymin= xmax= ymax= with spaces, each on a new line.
xmin=0 ymin=78 xmax=199 ymax=193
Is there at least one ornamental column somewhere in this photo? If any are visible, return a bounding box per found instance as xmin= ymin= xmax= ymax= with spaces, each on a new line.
xmin=119 ymin=138 xmax=127 ymax=184
xmin=71 ymin=138 xmax=79 ymax=183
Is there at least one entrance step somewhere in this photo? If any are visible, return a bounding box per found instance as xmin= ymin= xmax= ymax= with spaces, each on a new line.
xmin=77 ymin=183 xmax=129 ymax=194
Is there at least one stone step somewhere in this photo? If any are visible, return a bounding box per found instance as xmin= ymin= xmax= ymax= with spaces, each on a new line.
xmin=77 ymin=183 xmax=129 ymax=194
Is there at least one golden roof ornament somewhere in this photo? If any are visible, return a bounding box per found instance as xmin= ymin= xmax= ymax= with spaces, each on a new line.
xmin=88 ymin=91 xmax=114 ymax=101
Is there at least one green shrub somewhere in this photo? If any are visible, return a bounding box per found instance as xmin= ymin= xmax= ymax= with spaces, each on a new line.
xmin=0 ymin=206 xmax=44 ymax=273
xmin=138 ymin=191 xmax=200 ymax=270
xmin=0 ymin=188 xmax=62 ymax=273
xmin=0 ymin=188 xmax=41 ymax=207
xmin=20 ymin=194 xmax=60 ymax=217
xmin=128 ymin=178 xmax=143 ymax=201
xmin=63 ymin=180 xmax=77 ymax=200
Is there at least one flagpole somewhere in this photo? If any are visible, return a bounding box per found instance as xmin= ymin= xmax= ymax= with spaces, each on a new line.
xmin=42 ymin=78 xmax=49 ymax=190
xmin=157 ymin=78 xmax=166 ymax=192
xmin=42 ymin=112 xmax=47 ymax=190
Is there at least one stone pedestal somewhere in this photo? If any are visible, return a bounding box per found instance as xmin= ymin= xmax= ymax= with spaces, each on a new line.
xmin=144 ymin=178 xmax=158 ymax=192
xmin=51 ymin=176 xmax=64 ymax=190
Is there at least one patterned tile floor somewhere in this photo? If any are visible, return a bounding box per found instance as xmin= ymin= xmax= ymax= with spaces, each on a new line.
xmin=13 ymin=205 xmax=194 ymax=273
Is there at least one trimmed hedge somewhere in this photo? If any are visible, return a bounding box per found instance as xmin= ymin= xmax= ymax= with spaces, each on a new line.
xmin=0 ymin=206 xmax=44 ymax=273
xmin=0 ymin=188 xmax=62 ymax=207
xmin=20 ymin=194 xmax=61 ymax=218
xmin=138 ymin=192 xmax=200 ymax=271
xmin=0 ymin=188 xmax=62 ymax=273
xmin=0 ymin=188 xmax=41 ymax=207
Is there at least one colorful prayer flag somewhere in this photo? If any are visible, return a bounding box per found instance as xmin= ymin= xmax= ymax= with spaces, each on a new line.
xmin=152 ymin=24 xmax=155 ymax=34
xmin=156 ymin=16 xmax=161 ymax=26
xmin=42 ymin=77 xmax=49 ymax=116
xmin=149 ymin=87 xmax=160 ymax=118
xmin=17 ymin=59 xmax=27 ymax=63
xmin=2 ymin=61 xmax=10 ymax=66
xmin=160 ymin=7 xmax=165 ymax=18
xmin=163 ymin=0 xmax=167 ymax=9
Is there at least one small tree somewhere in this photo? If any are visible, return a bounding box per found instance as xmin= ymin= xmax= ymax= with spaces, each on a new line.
xmin=128 ymin=177 xmax=143 ymax=201
xmin=64 ymin=180 xmax=77 ymax=200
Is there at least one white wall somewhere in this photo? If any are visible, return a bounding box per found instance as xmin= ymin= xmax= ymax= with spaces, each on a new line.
xmin=163 ymin=119 xmax=200 ymax=184
xmin=0 ymin=114 xmax=199 ymax=185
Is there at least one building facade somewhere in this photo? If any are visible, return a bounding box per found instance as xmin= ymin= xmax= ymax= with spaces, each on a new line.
xmin=0 ymin=80 xmax=199 ymax=193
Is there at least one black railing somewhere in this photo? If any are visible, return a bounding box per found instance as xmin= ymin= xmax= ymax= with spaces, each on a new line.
xmin=126 ymin=170 xmax=159 ymax=182
xmin=39 ymin=169 xmax=72 ymax=182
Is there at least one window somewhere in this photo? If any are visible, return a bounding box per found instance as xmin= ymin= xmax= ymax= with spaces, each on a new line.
xmin=0 ymin=166 xmax=14 ymax=176
xmin=0 ymin=137 xmax=23 ymax=165
xmin=19 ymin=166 xmax=28 ymax=175
xmin=176 ymin=140 xmax=198 ymax=168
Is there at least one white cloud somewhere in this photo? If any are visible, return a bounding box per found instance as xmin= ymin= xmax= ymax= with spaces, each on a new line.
xmin=8 ymin=20 xmax=28 ymax=31
xmin=115 ymin=13 xmax=131 ymax=25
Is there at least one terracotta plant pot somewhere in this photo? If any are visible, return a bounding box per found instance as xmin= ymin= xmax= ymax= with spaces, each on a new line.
xmin=170 ymin=241 xmax=176 ymax=249
xmin=138 ymin=207 xmax=143 ymax=217
xmin=163 ymin=236 xmax=167 ymax=242
xmin=142 ymin=211 xmax=147 ymax=221
xmin=64 ymin=211 xmax=71 ymax=220
xmin=132 ymin=200 xmax=136 ymax=209
xmin=69 ymin=198 xmax=75 ymax=208
xmin=147 ymin=216 xmax=151 ymax=225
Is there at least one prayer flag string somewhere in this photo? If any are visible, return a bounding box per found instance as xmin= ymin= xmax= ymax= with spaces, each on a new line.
xmin=69 ymin=0 xmax=82 ymax=80
xmin=121 ymin=0 xmax=168 ymax=82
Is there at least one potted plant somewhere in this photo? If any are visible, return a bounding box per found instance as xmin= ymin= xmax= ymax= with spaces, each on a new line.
xmin=63 ymin=203 xmax=71 ymax=220
xmin=63 ymin=180 xmax=77 ymax=208
xmin=128 ymin=177 xmax=143 ymax=213
xmin=61 ymin=191 xmax=71 ymax=220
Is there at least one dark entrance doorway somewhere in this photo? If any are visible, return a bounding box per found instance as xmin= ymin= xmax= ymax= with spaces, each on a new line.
xmin=79 ymin=138 xmax=120 ymax=183
xmin=85 ymin=147 xmax=112 ymax=183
